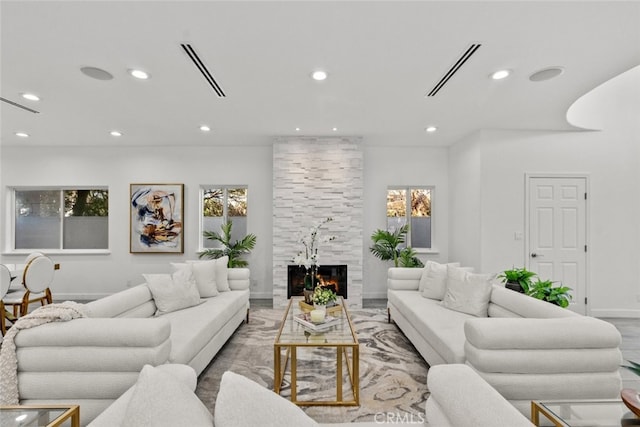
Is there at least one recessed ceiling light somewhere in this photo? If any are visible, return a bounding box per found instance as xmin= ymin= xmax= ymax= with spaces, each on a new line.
xmin=200 ymin=125 xmax=211 ymax=132
xmin=295 ymin=127 xmax=301 ymax=132
xmin=15 ymin=132 xmax=29 ymax=138
xmin=21 ymin=93 xmax=40 ymax=101
xmin=311 ymin=70 xmax=328 ymax=81
xmin=80 ymin=66 xmax=114 ymax=80
xmin=490 ymin=69 xmax=511 ymax=80
xmin=129 ymin=69 xmax=150 ymax=80
xmin=529 ymin=67 xmax=564 ymax=82
xmin=425 ymin=126 xmax=437 ymax=133
xmin=110 ymin=130 xmax=122 ymax=137
xmin=332 ymin=127 xmax=338 ymax=132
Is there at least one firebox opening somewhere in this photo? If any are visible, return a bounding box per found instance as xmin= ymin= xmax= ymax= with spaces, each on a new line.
xmin=287 ymin=265 xmax=347 ymax=300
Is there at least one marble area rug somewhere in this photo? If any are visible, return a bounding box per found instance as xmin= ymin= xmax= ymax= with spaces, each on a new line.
xmin=195 ymin=307 xmax=429 ymax=424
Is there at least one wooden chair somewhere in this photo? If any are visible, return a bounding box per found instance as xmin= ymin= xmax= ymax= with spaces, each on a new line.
xmin=3 ymin=255 xmax=54 ymax=317
xmin=1 ymin=264 xmax=12 ymax=335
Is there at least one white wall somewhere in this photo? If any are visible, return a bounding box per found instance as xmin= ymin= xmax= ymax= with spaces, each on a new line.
xmin=363 ymin=145 xmax=450 ymax=298
xmin=0 ymin=145 xmax=274 ymax=299
xmin=448 ymin=131 xmax=483 ymax=268
xmin=1 ymin=141 xmax=449 ymax=301
xmin=450 ymin=127 xmax=640 ymax=317
xmin=448 ymin=66 xmax=640 ymax=318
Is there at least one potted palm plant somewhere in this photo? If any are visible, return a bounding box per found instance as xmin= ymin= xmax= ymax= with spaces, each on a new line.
xmin=370 ymin=225 xmax=423 ymax=267
xmin=199 ymin=221 xmax=257 ymax=267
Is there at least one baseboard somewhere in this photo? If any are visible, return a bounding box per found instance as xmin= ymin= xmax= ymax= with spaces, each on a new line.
xmin=591 ymin=308 xmax=640 ymax=318
xmin=248 ymin=291 xmax=273 ymax=299
xmin=363 ymin=291 xmax=388 ymax=299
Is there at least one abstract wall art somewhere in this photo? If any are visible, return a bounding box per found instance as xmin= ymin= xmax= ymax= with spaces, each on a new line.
xmin=130 ymin=183 xmax=184 ymax=253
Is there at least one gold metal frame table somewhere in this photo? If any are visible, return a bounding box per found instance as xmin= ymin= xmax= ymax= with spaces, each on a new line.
xmin=532 ymin=399 xmax=640 ymax=426
xmin=274 ymin=296 xmax=359 ymax=406
xmin=0 ymin=405 xmax=79 ymax=427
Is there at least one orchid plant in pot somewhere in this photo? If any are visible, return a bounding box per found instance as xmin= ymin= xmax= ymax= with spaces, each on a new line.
xmin=293 ymin=217 xmax=336 ymax=304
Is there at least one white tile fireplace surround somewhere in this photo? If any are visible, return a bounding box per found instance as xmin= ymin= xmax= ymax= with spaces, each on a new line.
xmin=272 ymin=137 xmax=364 ymax=308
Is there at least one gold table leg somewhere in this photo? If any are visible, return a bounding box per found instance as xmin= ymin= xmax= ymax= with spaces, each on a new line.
xmin=337 ymin=346 xmax=343 ymax=401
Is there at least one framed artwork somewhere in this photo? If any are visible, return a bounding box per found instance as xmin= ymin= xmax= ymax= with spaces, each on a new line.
xmin=130 ymin=183 xmax=184 ymax=253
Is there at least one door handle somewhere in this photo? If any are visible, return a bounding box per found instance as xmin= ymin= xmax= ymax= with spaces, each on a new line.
xmin=531 ymin=253 xmax=543 ymax=258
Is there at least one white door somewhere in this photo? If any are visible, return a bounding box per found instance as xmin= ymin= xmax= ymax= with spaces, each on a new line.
xmin=528 ymin=176 xmax=587 ymax=314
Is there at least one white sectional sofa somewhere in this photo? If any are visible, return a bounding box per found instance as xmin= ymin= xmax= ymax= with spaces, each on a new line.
xmin=387 ymin=265 xmax=623 ymax=416
xmin=91 ymin=363 xmax=532 ymax=427
xmin=12 ymin=264 xmax=250 ymax=426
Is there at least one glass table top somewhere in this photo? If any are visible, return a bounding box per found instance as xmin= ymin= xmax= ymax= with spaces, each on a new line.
xmin=535 ymin=399 xmax=640 ymax=426
xmin=0 ymin=406 xmax=75 ymax=427
xmin=275 ymin=297 xmax=358 ymax=346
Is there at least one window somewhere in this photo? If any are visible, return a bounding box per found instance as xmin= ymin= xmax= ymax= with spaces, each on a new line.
xmin=201 ymin=186 xmax=247 ymax=248
xmin=387 ymin=187 xmax=432 ymax=249
xmin=14 ymin=188 xmax=109 ymax=250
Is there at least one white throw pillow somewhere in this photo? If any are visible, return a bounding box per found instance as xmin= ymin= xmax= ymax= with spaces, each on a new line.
xmin=420 ymin=261 xmax=461 ymax=300
xmin=122 ymin=365 xmax=213 ymax=427
xmin=442 ymin=266 xmax=494 ymax=317
xmin=144 ymin=270 xmax=201 ymax=316
xmin=214 ymin=371 xmax=318 ymax=427
xmin=215 ymin=256 xmax=230 ymax=292
xmin=176 ymin=261 xmax=219 ymax=298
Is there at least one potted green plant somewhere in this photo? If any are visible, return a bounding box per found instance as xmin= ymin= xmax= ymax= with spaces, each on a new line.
xmin=199 ymin=221 xmax=257 ymax=267
xmin=312 ymin=286 xmax=337 ymax=307
xmin=527 ymin=279 xmax=572 ymax=308
xmin=398 ymin=247 xmax=425 ymax=268
xmin=498 ymin=267 xmax=537 ymax=293
xmin=370 ymin=225 xmax=423 ymax=267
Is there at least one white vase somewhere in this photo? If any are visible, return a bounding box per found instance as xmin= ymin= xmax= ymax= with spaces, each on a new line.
xmin=313 ymin=303 xmax=326 ymax=312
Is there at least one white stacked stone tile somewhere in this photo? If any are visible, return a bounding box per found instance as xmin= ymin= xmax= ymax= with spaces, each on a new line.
xmin=273 ymin=137 xmax=364 ymax=308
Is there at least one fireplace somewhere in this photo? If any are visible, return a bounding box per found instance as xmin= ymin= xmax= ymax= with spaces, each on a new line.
xmin=287 ymin=265 xmax=348 ymax=299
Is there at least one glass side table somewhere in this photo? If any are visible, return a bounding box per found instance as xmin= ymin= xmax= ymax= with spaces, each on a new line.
xmin=532 ymin=399 xmax=640 ymax=427
xmin=0 ymin=405 xmax=79 ymax=427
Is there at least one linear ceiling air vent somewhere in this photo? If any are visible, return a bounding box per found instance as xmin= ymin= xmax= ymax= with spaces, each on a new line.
xmin=0 ymin=97 xmax=40 ymax=114
xmin=181 ymin=43 xmax=226 ymax=98
xmin=426 ymin=43 xmax=481 ymax=97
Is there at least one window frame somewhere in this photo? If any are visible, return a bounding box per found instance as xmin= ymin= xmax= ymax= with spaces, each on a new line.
xmin=386 ymin=185 xmax=437 ymax=253
xmin=199 ymin=185 xmax=248 ymax=251
xmin=8 ymin=186 xmax=110 ymax=255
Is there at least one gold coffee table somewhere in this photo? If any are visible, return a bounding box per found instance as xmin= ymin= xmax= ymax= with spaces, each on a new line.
xmin=0 ymin=405 xmax=79 ymax=427
xmin=274 ymin=296 xmax=359 ymax=406
xmin=532 ymin=399 xmax=640 ymax=426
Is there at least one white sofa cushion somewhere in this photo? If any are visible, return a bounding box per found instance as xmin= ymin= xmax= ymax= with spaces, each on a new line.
xmin=88 ymin=364 xmax=199 ymax=427
xmin=173 ymin=261 xmax=219 ymax=298
xmin=442 ymin=266 xmax=493 ymax=317
xmin=144 ymin=270 xmax=202 ymax=316
xmin=388 ymin=290 xmax=470 ymax=363
xmin=121 ymin=365 xmax=213 ymax=427
xmin=215 ymin=371 xmax=318 ymax=427
xmin=187 ymin=256 xmax=230 ymax=292
xmin=420 ymin=261 xmax=460 ymax=299
xmin=465 ymin=316 xmax=622 ymax=350
xmin=165 ymin=290 xmax=249 ymax=366
xmin=215 ymin=256 xmax=230 ymax=291
xmin=426 ymin=364 xmax=534 ymax=427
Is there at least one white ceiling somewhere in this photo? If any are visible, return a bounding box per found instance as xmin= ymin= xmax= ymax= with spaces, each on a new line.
xmin=1 ymin=1 xmax=639 ymax=147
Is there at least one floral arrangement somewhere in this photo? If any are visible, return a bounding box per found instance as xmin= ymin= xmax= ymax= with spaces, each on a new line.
xmin=293 ymin=218 xmax=336 ymax=289
xmin=313 ymin=286 xmax=337 ymax=306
